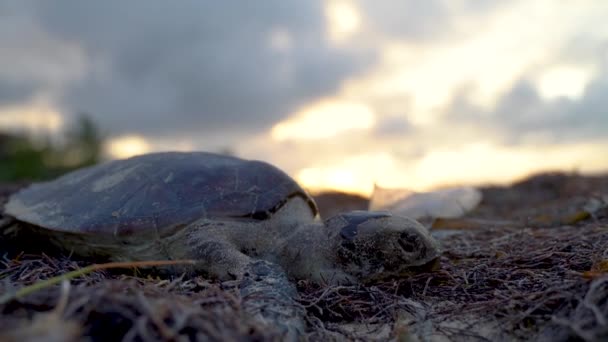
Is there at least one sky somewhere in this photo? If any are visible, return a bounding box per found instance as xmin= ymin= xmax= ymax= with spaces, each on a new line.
xmin=1 ymin=1 xmax=607 ymax=195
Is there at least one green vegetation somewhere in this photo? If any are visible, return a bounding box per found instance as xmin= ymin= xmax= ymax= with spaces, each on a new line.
xmin=0 ymin=115 xmax=104 ymax=182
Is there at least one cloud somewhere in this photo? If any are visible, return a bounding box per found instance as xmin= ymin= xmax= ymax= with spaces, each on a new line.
xmin=444 ymin=67 xmax=608 ymax=145
xmin=1 ymin=1 xmax=375 ymax=143
xmin=0 ymin=79 xmax=39 ymax=106
xmin=373 ymin=115 xmax=411 ymax=137
xmin=355 ymin=0 xmax=449 ymax=41
xmin=0 ymin=2 xmax=86 ymax=106
xmin=353 ymin=0 xmax=505 ymax=42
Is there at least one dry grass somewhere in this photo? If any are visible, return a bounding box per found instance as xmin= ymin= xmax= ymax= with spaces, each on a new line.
xmin=0 ymin=256 xmax=278 ymax=341
xmin=1 ymin=172 xmax=608 ymax=341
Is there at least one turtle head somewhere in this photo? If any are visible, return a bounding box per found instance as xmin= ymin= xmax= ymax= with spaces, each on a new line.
xmin=326 ymin=211 xmax=441 ymax=284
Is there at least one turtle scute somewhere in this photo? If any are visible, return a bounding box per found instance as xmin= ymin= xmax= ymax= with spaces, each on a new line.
xmin=4 ymin=152 xmax=318 ymax=238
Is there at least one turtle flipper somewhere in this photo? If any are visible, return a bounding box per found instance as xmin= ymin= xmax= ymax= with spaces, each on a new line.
xmin=183 ymin=238 xmax=252 ymax=280
xmin=240 ymin=260 xmax=305 ymax=341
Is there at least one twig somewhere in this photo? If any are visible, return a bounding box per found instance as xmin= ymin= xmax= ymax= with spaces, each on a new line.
xmin=0 ymin=259 xmax=196 ymax=304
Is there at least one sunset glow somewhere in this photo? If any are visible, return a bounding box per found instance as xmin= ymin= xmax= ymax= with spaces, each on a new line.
xmin=271 ymin=100 xmax=375 ymax=141
xmin=324 ymin=0 xmax=361 ymax=42
xmin=105 ymin=135 xmax=152 ymax=159
xmin=296 ymin=153 xmax=398 ymax=195
xmin=0 ymin=102 xmax=64 ymax=134
xmin=537 ymin=65 xmax=594 ymax=100
xmin=295 ymin=142 xmax=608 ymax=196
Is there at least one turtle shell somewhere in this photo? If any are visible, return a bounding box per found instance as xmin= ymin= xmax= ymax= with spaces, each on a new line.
xmin=4 ymin=152 xmax=318 ymax=237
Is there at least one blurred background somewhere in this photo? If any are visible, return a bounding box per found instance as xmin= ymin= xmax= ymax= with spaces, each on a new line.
xmin=1 ymin=1 xmax=607 ymax=195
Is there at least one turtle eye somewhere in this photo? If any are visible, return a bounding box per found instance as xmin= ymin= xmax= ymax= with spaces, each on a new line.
xmin=339 ymin=224 xmax=358 ymax=240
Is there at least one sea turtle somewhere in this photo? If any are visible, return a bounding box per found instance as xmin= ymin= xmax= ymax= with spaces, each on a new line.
xmin=2 ymin=152 xmax=440 ymax=338
xmin=3 ymin=152 xmax=440 ymax=285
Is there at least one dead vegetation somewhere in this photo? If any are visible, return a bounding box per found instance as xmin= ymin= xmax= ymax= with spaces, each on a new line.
xmin=1 ymin=172 xmax=608 ymax=341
